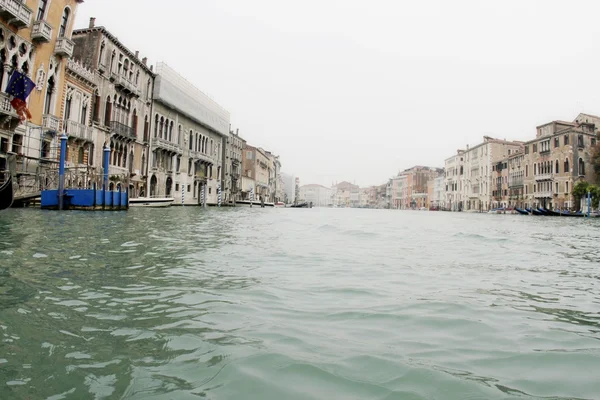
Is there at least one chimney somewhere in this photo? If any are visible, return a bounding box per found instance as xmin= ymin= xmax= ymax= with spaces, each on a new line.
xmin=135 ymin=51 xmax=139 ymax=59
xmin=89 ymin=17 xmax=96 ymax=28
xmin=142 ymin=57 xmax=147 ymax=65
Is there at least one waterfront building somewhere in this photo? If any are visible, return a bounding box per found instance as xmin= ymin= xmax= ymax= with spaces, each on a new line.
xmin=460 ymin=137 xmax=523 ymax=212
xmin=491 ymin=157 xmax=509 ymax=209
xmin=298 ymin=183 xmax=331 ymax=207
xmin=72 ymin=18 xmax=155 ymax=197
xmin=0 ymin=0 xmax=84 ymax=197
xmin=444 ymin=150 xmax=465 ymax=211
xmin=522 ymin=114 xmax=598 ymax=210
xmin=394 ymin=166 xmax=442 ymax=209
xmin=507 ymin=150 xmax=525 ymax=208
xmin=390 ymin=174 xmax=407 ymax=209
xmin=242 ymin=144 xmax=270 ymax=201
xmin=331 ymin=181 xmax=358 ymax=207
xmin=146 ymin=63 xmax=228 ymax=205
xmin=265 ymin=150 xmax=282 ymax=203
xmin=222 ymin=128 xmax=244 ymax=204
xmin=281 ymin=172 xmax=295 ymax=204
xmin=427 ymin=175 xmax=445 ymax=209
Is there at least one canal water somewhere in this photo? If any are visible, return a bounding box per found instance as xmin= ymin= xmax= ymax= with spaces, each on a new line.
xmin=0 ymin=208 xmax=599 ymax=399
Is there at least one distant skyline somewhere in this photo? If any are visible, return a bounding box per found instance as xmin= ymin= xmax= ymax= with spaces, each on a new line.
xmin=75 ymin=0 xmax=600 ymax=187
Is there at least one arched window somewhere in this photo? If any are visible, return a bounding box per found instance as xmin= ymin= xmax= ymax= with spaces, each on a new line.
xmin=534 ymin=163 xmax=537 ymax=175
xmin=578 ymin=158 xmax=585 ymax=176
xmin=65 ymin=95 xmax=72 ymax=120
xmin=99 ymin=42 xmax=105 ymax=66
xmin=132 ymin=109 xmax=138 ymax=138
xmin=189 ymin=130 xmax=193 ymax=150
xmin=78 ymin=147 xmax=84 ymax=164
xmin=59 ymin=8 xmax=70 ymax=37
xmin=154 ymin=114 xmax=159 ymax=137
xmin=104 ymin=96 xmax=111 ymax=126
xmin=159 ymin=117 xmax=164 ymax=138
xmin=555 ymin=160 xmax=559 ymax=174
xmin=37 ymin=0 xmax=48 ymax=21
xmin=44 ymin=76 xmax=55 ymax=115
xmin=81 ymin=101 xmax=87 ymax=125
xmin=143 ymin=115 xmax=149 ymax=142
xmin=178 ymin=125 xmax=182 ymax=146
xmin=169 ymin=121 xmax=173 ymax=142
xmin=564 ymin=158 xmax=569 ymax=174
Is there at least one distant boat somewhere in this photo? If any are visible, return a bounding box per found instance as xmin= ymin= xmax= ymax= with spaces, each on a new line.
xmin=531 ymin=208 xmax=545 ymax=216
xmin=515 ymin=208 xmax=529 ymax=215
xmin=0 ymin=174 xmax=13 ymax=210
xmin=290 ymin=202 xmax=311 ymax=208
xmin=275 ymin=201 xmax=285 ymax=208
xmin=129 ymin=197 xmax=174 ymax=208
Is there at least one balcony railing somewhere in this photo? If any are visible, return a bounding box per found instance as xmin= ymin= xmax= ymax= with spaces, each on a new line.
xmin=534 ymin=191 xmax=553 ymax=198
xmin=42 ymin=114 xmax=61 ymax=132
xmin=0 ymin=0 xmax=32 ymax=29
xmin=31 ymin=20 xmax=52 ymax=42
xmin=509 ymin=179 xmax=523 ymax=188
xmin=54 ymin=37 xmax=74 ymax=58
xmin=190 ymin=149 xmax=214 ymax=164
xmin=151 ymin=137 xmax=182 ymax=153
xmin=64 ymin=119 xmax=93 ymax=142
xmin=112 ymin=73 xmax=141 ymax=97
xmin=0 ymin=92 xmax=18 ymax=119
xmin=535 ymin=173 xmax=553 ymax=181
xmin=110 ymin=121 xmax=136 ymax=140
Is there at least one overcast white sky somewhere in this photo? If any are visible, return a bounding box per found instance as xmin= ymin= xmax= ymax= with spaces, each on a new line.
xmin=75 ymin=0 xmax=600 ymax=187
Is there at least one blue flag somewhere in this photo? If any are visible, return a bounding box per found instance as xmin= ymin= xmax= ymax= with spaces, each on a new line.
xmin=6 ymin=70 xmax=35 ymax=101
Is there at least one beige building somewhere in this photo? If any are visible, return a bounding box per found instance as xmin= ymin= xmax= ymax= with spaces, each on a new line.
xmin=461 ymin=136 xmax=523 ymax=211
xmin=241 ymin=144 xmax=270 ymax=201
xmin=72 ymin=18 xmax=156 ymax=197
xmin=507 ymin=150 xmax=525 ymax=208
xmin=299 ymin=184 xmax=331 ymax=207
xmin=522 ymin=114 xmax=598 ymax=210
xmin=444 ymin=150 xmax=465 ymax=211
xmin=222 ymin=128 xmax=245 ymax=203
xmin=0 ymin=0 xmax=84 ymax=202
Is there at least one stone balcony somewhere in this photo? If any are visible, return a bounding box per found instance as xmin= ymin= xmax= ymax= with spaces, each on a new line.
xmin=54 ymin=37 xmax=74 ymax=58
xmin=31 ymin=20 xmax=52 ymax=42
xmin=534 ymin=191 xmax=553 ymax=199
xmin=112 ymin=73 xmax=141 ymax=97
xmin=0 ymin=92 xmax=20 ymax=126
xmin=535 ymin=173 xmax=553 ymax=181
xmin=151 ymin=137 xmax=182 ymax=154
xmin=42 ymin=114 xmax=61 ymax=133
xmin=0 ymin=0 xmax=32 ymax=29
xmin=190 ymin=149 xmax=214 ymax=164
xmin=64 ymin=119 xmax=93 ymax=142
xmin=110 ymin=120 xmax=136 ymax=141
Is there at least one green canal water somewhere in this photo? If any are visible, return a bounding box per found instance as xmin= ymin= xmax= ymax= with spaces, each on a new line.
xmin=0 ymin=208 xmax=599 ymax=399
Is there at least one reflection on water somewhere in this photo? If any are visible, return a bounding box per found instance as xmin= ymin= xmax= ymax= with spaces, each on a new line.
xmin=0 ymin=208 xmax=599 ymax=399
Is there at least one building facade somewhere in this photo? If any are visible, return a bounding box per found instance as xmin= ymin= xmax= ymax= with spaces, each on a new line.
xmin=299 ymin=183 xmax=331 ymax=207
xmin=522 ymin=115 xmax=598 ymax=210
xmin=331 ymin=181 xmax=358 ymax=207
xmin=222 ymin=128 xmax=244 ymax=204
xmin=72 ymin=18 xmax=155 ymax=197
xmin=147 ymin=63 xmax=228 ymax=205
xmin=507 ymin=150 xmax=525 ymax=208
xmin=444 ymin=150 xmax=464 ymax=211
xmin=460 ymin=137 xmax=523 ymax=211
xmin=0 ymin=0 xmax=84 ymax=199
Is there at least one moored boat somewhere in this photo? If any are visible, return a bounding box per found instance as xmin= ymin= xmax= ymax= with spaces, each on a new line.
xmin=129 ymin=197 xmax=174 ymax=207
xmin=0 ymin=173 xmax=13 ymax=211
xmin=515 ymin=208 xmax=529 ymax=215
xmin=235 ymin=200 xmax=275 ymax=208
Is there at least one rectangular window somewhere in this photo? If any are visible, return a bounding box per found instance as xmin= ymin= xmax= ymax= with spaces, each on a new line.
xmin=175 ymin=183 xmax=179 ymax=192
xmin=554 ymin=137 xmax=559 ymax=148
xmin=564 ymin=135 xmax=569 ymax=145
xmin=592 ymin=138 xmax=597 ymax=147
xmin=37 ymin=0 xmax=48 ymax=20
xmin=533 ymin=143 xmax=537 ymax=153
xmin=187 ymin=185 xmax=191 ymax=192
xmin=555 ymin=182 xmax=558 ymax=194
xmin=209 ymin=187 xmax=212 ymax=194
xmin=566 ymin=181 xmax=569 ymax=194
xmin=578 ymin=135 xmax=584 ymax=148
xmin=524 ymin=145 xmax=529 ymax=154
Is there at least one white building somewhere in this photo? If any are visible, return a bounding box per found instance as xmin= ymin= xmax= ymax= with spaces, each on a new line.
xmin=281 ymin=173 xmax=295 ymax=204
xmin=444 ymin=150 xmax=464 ymax=211
xmin=299 ymin=184 xmax=332 ymax=207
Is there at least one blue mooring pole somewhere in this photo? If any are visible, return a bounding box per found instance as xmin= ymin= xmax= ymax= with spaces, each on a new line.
xmin=103 ymin=144 xmax=110 ymax=190
xmin=58 ymin=133 xmax=68 ymax=210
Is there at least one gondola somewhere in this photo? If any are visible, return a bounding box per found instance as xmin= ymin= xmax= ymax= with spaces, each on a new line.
xmin=515 ymin=208 xmax=529 ymax=215
xmin=544 ymin=208 xmax=561 ymax=217
xmin=559 ymin=211 xmax=585 ymax=218
xmin=0 ymin=174 xmax=13 ymax=210
xmin=531 ymin=208 xmax=545 ymax=216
